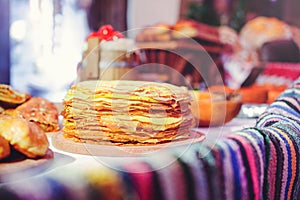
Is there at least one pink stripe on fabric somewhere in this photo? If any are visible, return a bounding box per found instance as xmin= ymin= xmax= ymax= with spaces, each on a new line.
xmin=228 ymin=134 xmax=260 ymax=200
xmin=157 ymin=160 xmax=186 ymax=200
xmin=123 ymin=162 xmax=153 ymax=200
xmin=169 ymin=160 xmax=187 ymax=200
xmin=264 ymin=62 xmax=300 ymax=80
xmin=268 ymin=139 xmax=277 ymax=200
xmin=237 ymin=132 xmax=264 ymax=192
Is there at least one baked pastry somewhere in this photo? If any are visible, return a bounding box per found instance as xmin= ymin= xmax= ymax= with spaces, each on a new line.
xmin=3 ymin=109 xmax=17 ymax=117
xmin=62 ymin=80 xmax=194 ymax=145
xmin=0 ymin=84 xmax=31 ymax=108
xmin=239 ymin=16 xmax=292 ymax=50
xmin=172 ymin=20 xmax=198 ymax=38
xmin=14 ymin=97 xmax=60 ymax=132
xmin=0 ymin=117 xmax=49 ymax=158
xmin=0 ymin=135 xmax=10 ymax=160
xmin=136 ymin=23 xmax=172 ymax=42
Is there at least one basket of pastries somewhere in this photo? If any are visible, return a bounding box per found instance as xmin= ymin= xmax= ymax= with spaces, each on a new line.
xmin=135 ymin=20 xmax=235 ymax=88
xmin=0 ymin=84 xmax=59 ymax=174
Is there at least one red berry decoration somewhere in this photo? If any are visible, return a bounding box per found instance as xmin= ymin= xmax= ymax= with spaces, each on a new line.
xmin=86 ymin=25 xmax=124 ymax=41
xmin=111 ymin=31 xmax=125 ymax=40
xmin=98 ymin=25 xmax=114 ymax=41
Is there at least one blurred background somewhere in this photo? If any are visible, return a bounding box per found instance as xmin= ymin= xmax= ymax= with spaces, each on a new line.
xmin=0 ymin=0 xmax=300 ymax=102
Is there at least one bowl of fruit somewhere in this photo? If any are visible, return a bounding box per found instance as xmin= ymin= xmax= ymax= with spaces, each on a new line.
xmin=190 ymin=87 xmax=242 ymax=127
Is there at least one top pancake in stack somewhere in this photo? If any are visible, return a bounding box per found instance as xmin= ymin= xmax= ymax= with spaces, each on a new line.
xmin=62 ymin=80 xmax=194 ymax=145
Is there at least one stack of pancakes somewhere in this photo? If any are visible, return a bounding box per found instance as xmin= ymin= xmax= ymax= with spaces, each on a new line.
xmin=62 ymin=80 xmax=194 ymax=145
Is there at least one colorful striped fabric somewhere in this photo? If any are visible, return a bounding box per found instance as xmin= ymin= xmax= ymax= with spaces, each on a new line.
xmin=0 ymin=78 xmax=299 ymax=199
xmin=256 ymin=62 xmax=300 ymax=86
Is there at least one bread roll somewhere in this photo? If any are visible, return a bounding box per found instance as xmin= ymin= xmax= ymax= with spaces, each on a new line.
xmin=0 ymin=117 xmax=49 ymax=158
xmin=0 ymin=84 xmax=31 ymax=109
xmin=240 ymin=17 xmax=292 ymax=50
xmin=0 ymin=135 xmax=10 ymax=160
xmin=15 ymin=97 xmax=59 ymax=132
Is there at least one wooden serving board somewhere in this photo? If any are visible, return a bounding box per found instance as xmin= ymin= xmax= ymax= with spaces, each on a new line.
xmin=51 ymin=131 xmax=205 ymax=157
xmin=0 ymin=149 xmax=54 ymax=176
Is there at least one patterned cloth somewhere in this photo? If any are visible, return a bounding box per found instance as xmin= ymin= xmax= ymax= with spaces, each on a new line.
xmin=256 ymin=62 xmax=300 ymax=86
xmin=1 ymin=79 xmax=299 ymax=200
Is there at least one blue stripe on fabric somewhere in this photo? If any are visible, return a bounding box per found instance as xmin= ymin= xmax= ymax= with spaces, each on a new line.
xmin=280 ymin=88 xmax=300 ymax=98
xmin=225 ymin=141 xmax=242 ymax=200
xmin=271 ymin=104 xmax=300 ymax=118
xmin=274 ymin=97 xmax=300 ymax=112
xmin=257 ymin=113 xmax=300 ymax=132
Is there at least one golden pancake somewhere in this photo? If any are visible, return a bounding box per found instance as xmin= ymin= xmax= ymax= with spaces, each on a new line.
xmin=62 ymin=80 xmax=193 ymax=144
